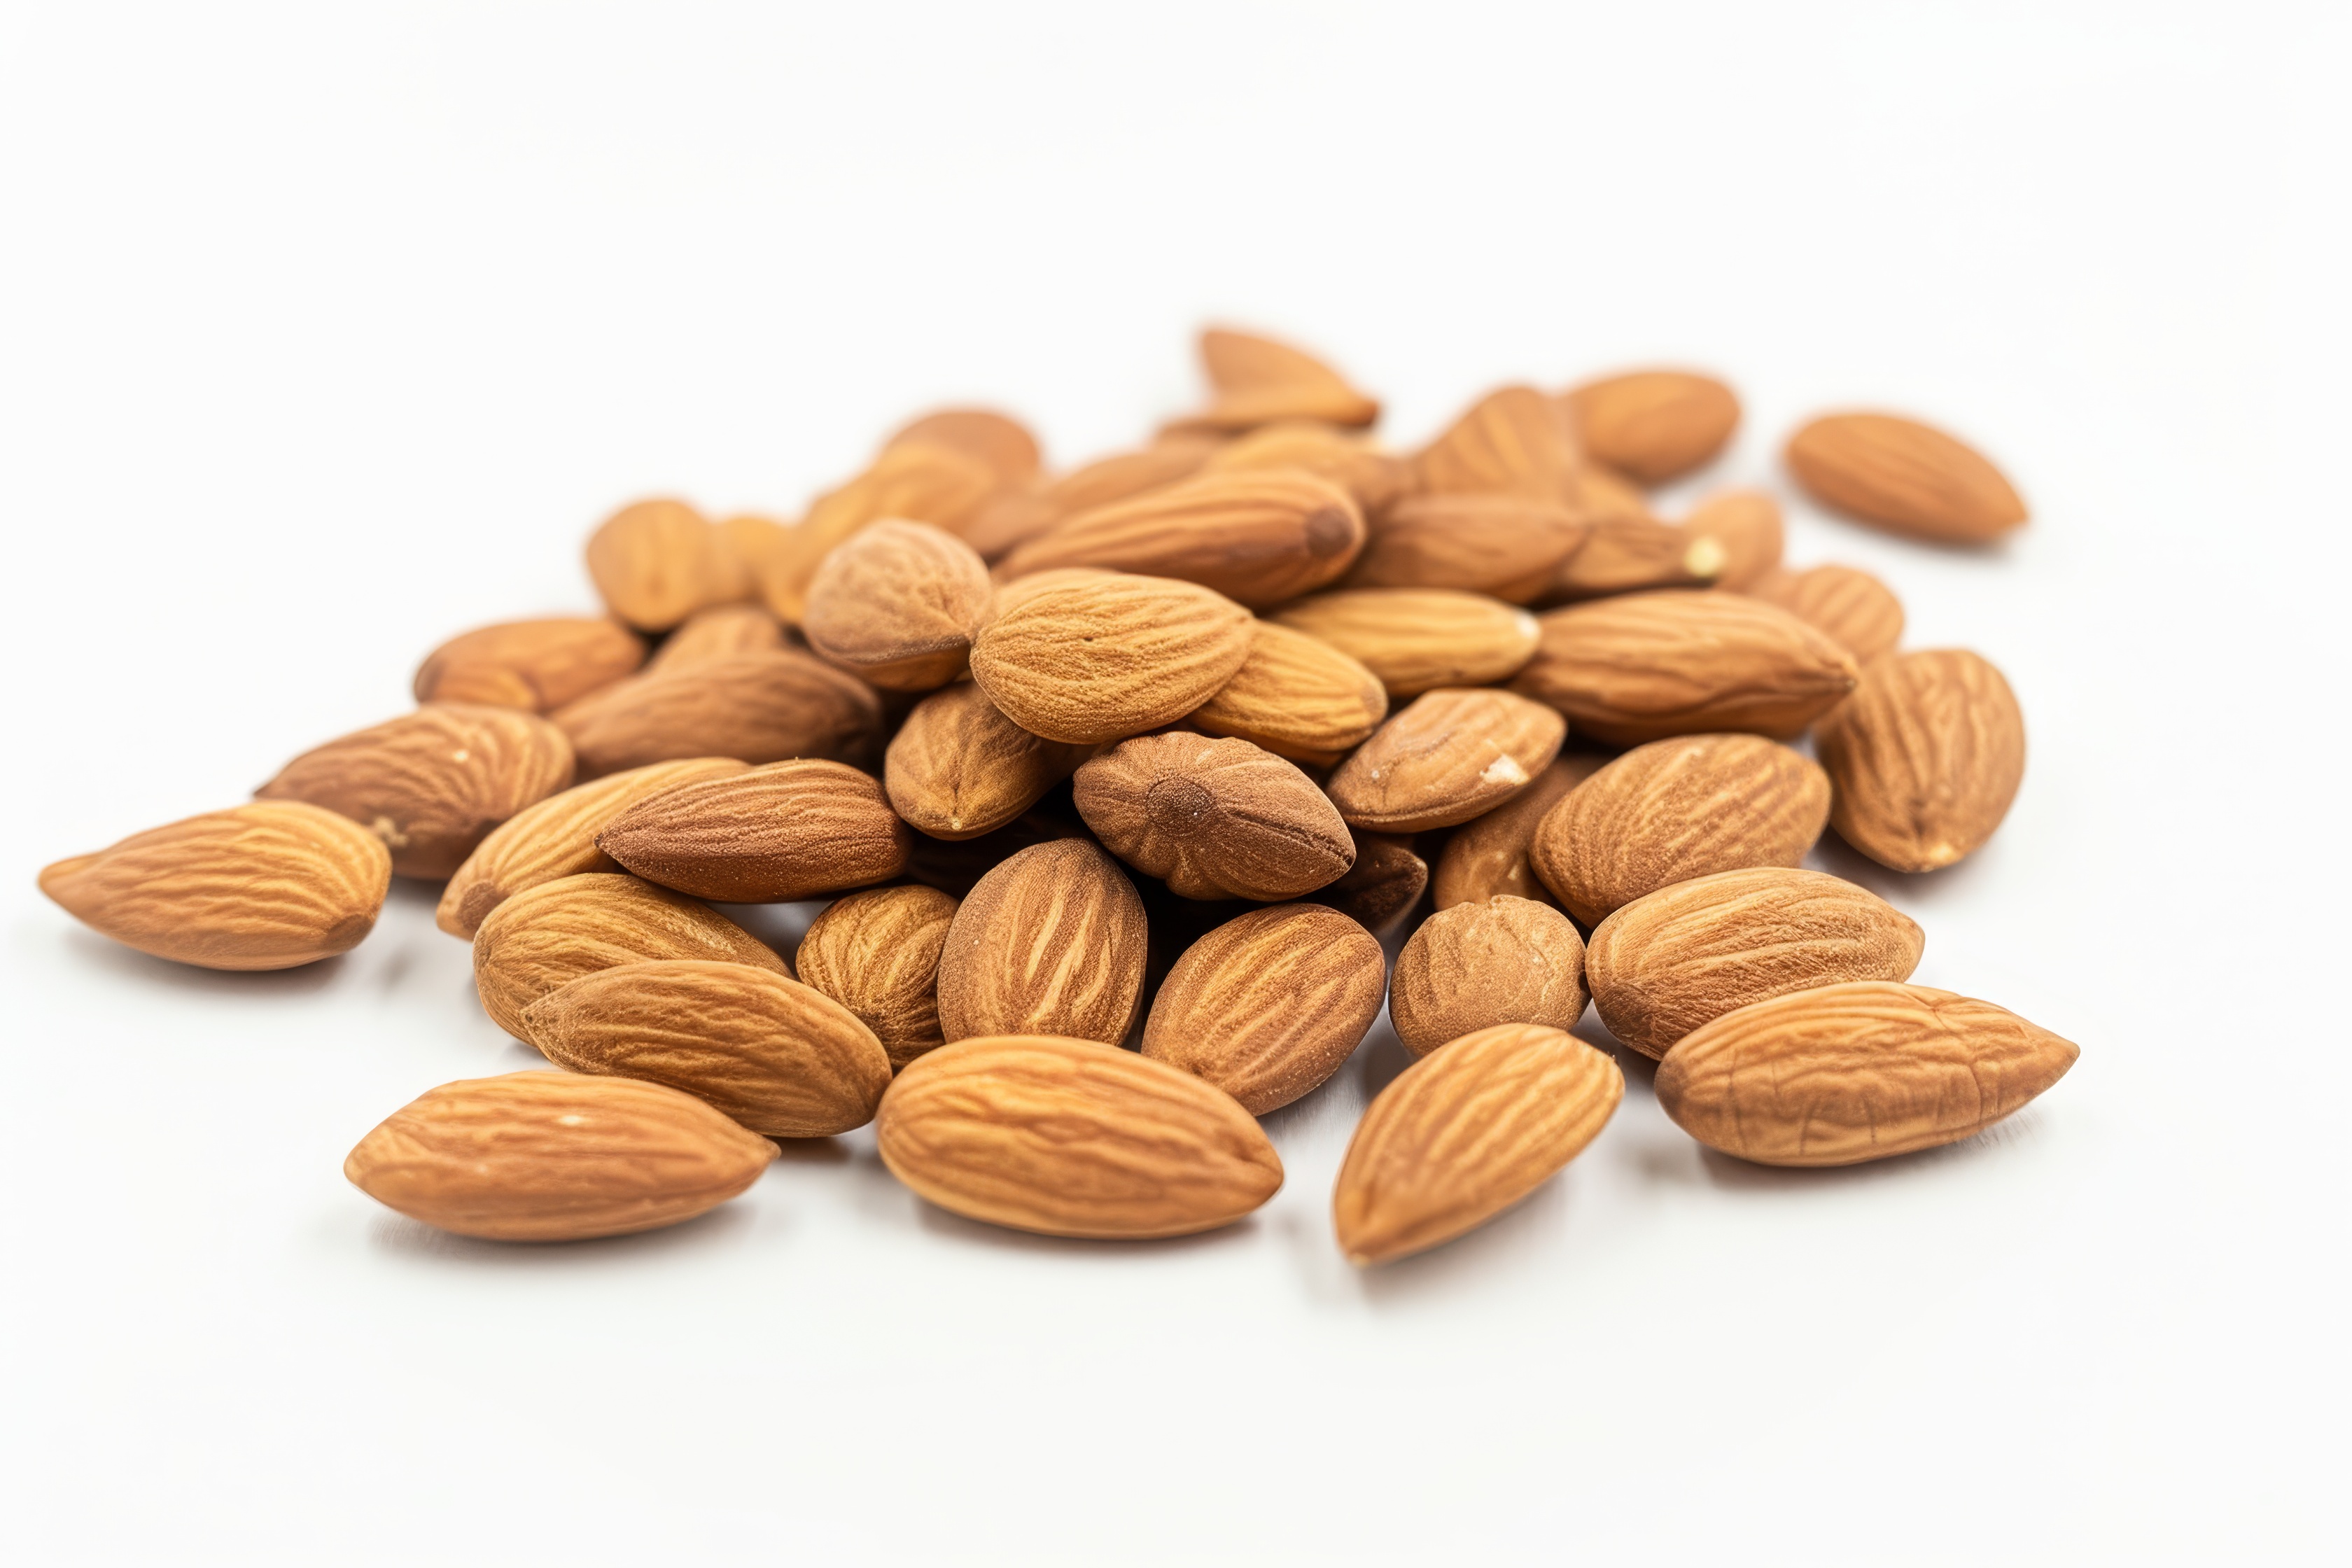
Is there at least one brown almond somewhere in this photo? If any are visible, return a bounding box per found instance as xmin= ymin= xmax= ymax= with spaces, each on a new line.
xmin=1186 ymin=620 xmax=1388 ymax=766
xmin=967 ymin=571 xmax=1253 ymax=745
xmin=40 ymin=801 xmax=391 ymax=970
xmin=413 ymin=617 xmax=646 ymax=713
xmin=1310 ymin=831 xmax=1428 ymax=937
xmin=644 ymin=603 xmax=789 ymax=675
xmin=1564 ymin=370 xmax=1740 ymax=483
xmin=1656 ymin=982 xmax=2078 ymax=1166
xmin=1199 ymin=420 xmax=1413 ymax=515
xmin=887 ymin=407 xmax=1042 ymax=487
xmin=585 ymin=498 xmax=738 ymax=632
xmin=1746 ymin=563 xmax=1905 ymax=663
xmin=937 ymin=838 xmax=1147 ymax=1044
xmin=1529 ymin=733 xmax=1831 ymax=925
xmin=1072 ymin=733 xmax=1354 ymax=901
xmin=1677 ymin=489 xmax=1784 ymax=591
xmin=344 ymin=1071 xmax=776 ymax=1241
xmin=962 ymin=434 xmax=1223 ymax=561
xmin=1429 ymin=752 xmax=1607 ymax=910
xmin=717 ymin=514 xmax=793 ymax=598
xmin=596 ymin=758 xmax=909 ymax=903
xmin=1814 ymin=649 xmax=2025 ymax=872
xmin=795 ymin=885 xmax=960 ymax=1070
xmin=1389 ymin=896 xmax=1588 ymax=1058
xmin=1786 ymin=412 xmax=2027 ymax=544
xmin=883 ymin=680 xmax=1092 ymax=841
xmin=1175 ymin=326 xmax=1380 ymax=432
xmin=255 ymin=704 xmax=576 ymax=878
xmin=1345 ymin=492 xmax=1589 ymax=603
xmin=1551 ymin=514 xmax=1721 ymax=599
xmin=1334 ymin=1023 xmax=1623 ymax=1266
xmin=1274 ymin=588 xmax=1540 ymax=699
xmin=1324 ymin=687 xmax=1565 ymax=833
xmin=552 ymin=648 xmax=885 ymax=779
xmin=1414 ymin=385 xmax=1580 ymax=500
xmin=800 ymin=520 xmax=993 ymax=690
xmin=761 ymin=439 xmax=1005 ymax=622
xmin=1562 ymin=463 xmax=1658 ymax=524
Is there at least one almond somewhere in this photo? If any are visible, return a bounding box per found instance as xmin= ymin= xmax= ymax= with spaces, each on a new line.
xmin=1656 ymin=982 xmax=2078 ymax=1166
xmin=795 ymin=884 xmax=960 ymax=1070
xmin=1746 ymin=563 xmax=1904 ymax=663
xmin=1414 ymin=385 xmax=1581 ymax=500
xmin=904 ymin=802 xmax=1091 ymax=900
xmin=1200 ymin=420 xmax=1413 ymax=515
xmin=1309 ymin=831 xmax=1428 ymax=937
xmin=1324 ymin=687 xmax=1565 ymax=833
xmin=1551 ymin=514 xmax=1721 ymax=599
xmin=1389 ymin=896 xmax=1588 ymax=1057
xmin=412 ymin=617 xmax=647 ymax=713
xmin=1172 ymin=326 xmax=1380 ymax=432
xmin=521 ymin=960 xmax=892 ymax=1137
xmin=1186 ymin=620 xmax=1388 ymax=766
xmin=962 ymin=433 xmax=1223 ymax=561
xmin=801 ymin=520 xmax=993 ymax=690
xmin=1586 ymin=867 xmax=1924 ymax=1057
xmin=1345 ymin=492 xmax=1589 ymax=603
xmin=594 ymin=758 xmax=909 ymax=903
xmin=1562 ymin=463 xmax=1657 ymax=524
xmin=1530 ymin=733 xmax=1830 ymax=925
xmin=936 ymin=838 xmax=1148 ymax=1044
xmin=1786 ymin=412 xmax=2027 ymax=544
xmin=1814 ymin=649 xmax=2025 ymax=872
xmin=1511 ymin=589 xmax=1860 ymax=744
xmin=552 ymin=648 xmax=885 ymax=779
xmin=470 ymin=872 xmax=787 ymax=1039
xmin=967 ymin=571 xmax=1253 ymax=745
xmin=1564 ymin=370 xmax=1740 ymax=484
xmin=1072 ymin=732 xmax=1354 ymax=900
xmin=1429 ymin=752 xmax=1606 ymax=910
xmin=643 ymin=603 xmax=789 ymax=675
xmin=1677 ymin=489 xmax=1784 ymax=591
xmin=883 ymin=680 xmax=1091 ymax=841
xmin=762 ymin=438 xmax=1005 ymax=622
xmin=435 ymin=757 xmax=750 ymax=938
xmin=343 ymin=1071 xmax=776 ymax=1241
xmin=716 ymin=514 xmax=793 ymax=598
xmin=888 ymin=407 xmax=1042 ymax=487
xmin=585 ymin=498 xmax=740 ymax=631
xmin=1273 ymin=588 xmax=1540 ymax=698
xmin=255 ymin=704 xmax=576 ymax=878
xmin=1139 ymin=905 xmax=1386 ymax=1114
xmin=876 ymin=1034 xmax=1284 ymax=1238
xmin=1333 ymin=1023 xmax=1622 ymax=1265
xmin=40 ymin=801 xmax=390 ymax=970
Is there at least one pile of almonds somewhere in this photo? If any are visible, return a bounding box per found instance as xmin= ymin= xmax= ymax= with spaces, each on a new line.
xmin=39 ymin=330 xmax=2078 ymax=1266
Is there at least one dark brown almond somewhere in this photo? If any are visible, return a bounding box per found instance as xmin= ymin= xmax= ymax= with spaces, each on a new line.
xmin=1310 ymin=832 xmax=1428 ymax=937
xmin=1430 ymin=752 xmax=1608 ymax=910
xmin=596 ymin=759 xmax=909 ymax=903
xmin=1072 ymin=732 xmax=1354 ymax=901
xmin=552 ymin=648 xmax=885 ymax=779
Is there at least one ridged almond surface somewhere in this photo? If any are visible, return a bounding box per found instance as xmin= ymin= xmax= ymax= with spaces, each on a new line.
xmin=596 ymin=758 xmax=909 ymax=903
xmin=1140 ymin=905 xmax=1387 ymax=1114
xmin=1511 ymin=589 xmax=1860 ymax=744
xmin=1072 ymin=732 xmax=1354 ymax=900
xmin=1414 ymin=386 xmax=1581 ymax=500
xmin=643 ymin=603 xmax=788 ymax=675
xmin=1678 ymin=489 xmax=1784 ymax=591
xmin=887 ymin=407 xmax=1042 ymax=487
xmin=470 ymin=872 xmax=787 ymax=1039
xmin=876 ymin=1034 xmax=1284 ymax=1238
xmin=1586 ymin=867 xmax=1924 ymax=1057
xmin=1747 ymin=564 xmax=1905 ymax=663
xmin=1530 ymin=734 xmax=1830 ymax=925
xmin=1199 ymin=421 xmax=1413 ymax=515
xmin=255 ymin=704 xmax=576 ymax=878
xmin=40 ymin=801 xmax=391 ymax=970
xmin=795 ymin=885 xmax=960 ymax=1070
xmin=1334 ymin=1024 xmax=1623 ymax=1266
xmin=1564 ymin=370 xmax=1740 ymax=483
xmin=802 ymin=519 xmax=993 ymax=690
xmin=762 ymin=438 xmax=1005 ymax=622
xmin=936 ymin=839 xmax=1148 ymax=1044
xmin=1430 ymin=753 xmax=1606 ymax=910
xmin=1345 ymin=492 xmax=1589 ymax=603
xmin=1551 ymin=514 xmax=1721 ymax=599
xmin=552 ymin=648 xmax=885 ymax=778
xmin=1814 ymin=649 xmax=2025 ymax=872
xmin=1186 ymin=620 xmax=1387 ymax=766
xmin=1324 ymin=687 xmax=1565 ymax=833
xmin=967 ymin=571 xmax=1253 ymax=745
xmin=435 ymin=757 xmax=749 ymax=938
xmin=1173 ymin=326 xmax=1380 ymax=432
xmin=1786 ymin=413 xmax=2027 ymax=544
xmin=412 ymin=617 xmax=646 ymax=712
xmin=1274 ymin=588 xmax=1540 ymax=698
xmin=522 ymin=960 xmax=892 ymax=1137
xmin=1390 ymin=897 xmax=1588 ymax=1058
xmin=344 ymin=1071 xmax=776 ymax=1241
xmin=963 ymin=435 xmax=1222 ymax=561
xmin=585 ymin=498 xmax=741 ymax=632
xmin=884 ymin=680 xmax=1092 ymax=841
xmin=1656 ymin=982 xmax=2078 ymax=1166
xmin=1310 ymin=832 xmax=1428 ymax=937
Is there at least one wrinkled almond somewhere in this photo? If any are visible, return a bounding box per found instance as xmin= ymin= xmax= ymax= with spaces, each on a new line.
xmin=884 ymin=680 xmax=1092 ymax=841
xmin=935 ymin=838 xmax=1148 ymax=1044
xmin=1389 ymin=896 xmax=1588 ymax=1058
xmin=1746 ymin=563 xmax=1905 ymax=663
xmin=802 ymin=520 xmax=993 ymax=690
xmin=596 ymin=758 xmax=909 ymax=903
xmin=762 ymin=439 xmax=1006 ymax=622
xmin=1414 ymin=386 xmax=1580 ymax=500
xmin=1186 ymin=619 xmax=1388 ymax=766
xmin=1324 ymin=687 xmax=1565 ymax=833
xmin=968 ymin=571 xmax=1253 ymax=745
xmin=1274 ymin=588 xmax=1540 ymax=698
xmin=795 ymin=885 xmax=960 ymax=1070
xmin=552 ymin=648 xmax=885 ymax=779
xmin=1814 ymin=648 xmax=2025 ymax=872
xmin=1072 ymin=732 xmax=1354 ymax=900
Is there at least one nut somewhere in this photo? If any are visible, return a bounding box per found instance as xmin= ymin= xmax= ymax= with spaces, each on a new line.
xmin=935 ymin=838 xmax=1148 ymax=1044
xmin=760 ymin=438 xmax=1005 ymax=622
xmin=964 ymin=434 xmax=1222 ymax=561
xmin=1274 ymin=588 xmax=1541 ymax=699
xmin=1414 ymin=385 xmax=1581 ymax=500
xmin=1344 ymin=491 xmax=1589 ymax=603
xmin=1309 ymin=831 xmax=1428 ymax=938
xmin=552 ymin=648 xmax=885 ymax=779
xmin=967 ymin=570 xmax=1254 ymax=745
xmin=643 ymin=603 xmax=789 ymax=676
xmin=1324 ymin=687 xmax=1565 ymax=833
xmin=1746 ymin=563 xmax=1904 ymax=663
xmin=1186 ymin=620 xmax=1388 ymax=766
xmin=596 ymin=758 xmax=910 ymax=903
xmin=1199 ymin=420 xmax=1413 ymax=515
xmin=1785 ymin=412 xmax=2027 ymax=544
xmin=1814 ymin=648 xmax=2024 ymax=872
xmin=1676 ymin=489 xmax=1784 ymax=591
xmin=1170 ymin=326 xmax=1380 ymax=432
xmin=1562 ymin=370 xmax=1740 ymax=483
xmin=1389 ymin=896 xmax=1588 ymax=1057
xmin=1429 ymin=752 xmax=1606 ymax=910
xmin=802 ymin=519 xmax=993 ymax=690
xmin=888 ymin=407 xmax=1042 ymax=487
xmin=795 ymin=884 xmax=960 ymax=1070
xmin=1072 ymin=732 xmax=1354 ymax=900
xmin=412 ymin=617 xmax=646 ymax=712
xmin=585 ymin=498 xmax=741 ymax=632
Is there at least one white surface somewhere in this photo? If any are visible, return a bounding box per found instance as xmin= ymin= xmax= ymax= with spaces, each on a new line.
xmin=2 ymin=4 xmax=2346 ymax=1563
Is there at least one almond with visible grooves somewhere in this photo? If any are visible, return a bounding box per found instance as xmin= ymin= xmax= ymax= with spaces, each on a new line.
xmin=1186 ymin=620 xmax=1388 ymax=766
xmin=935 ymin=839 xmax=1148 ymax=1045
xmin=1414 ymin=386 xmax=1580 ymax=500
xmin=963 ymin=434 xmax=1223 ymax=561
xmin=884 ymin=680 xmax=1091 ymax=841
xmin=1072 ymin=732 xmax=1354 ymax=900
xmin=1324 ymin=687 xmax=1565 ymax=833
xmin=644 ymin=603 xmax=789 ymax=675
xmin=1199 ymin=421 xmax=1413 ymax=515
xmin=1430 ymin=752 xmax=1606 ymax=910
xmin=1550 ymin=514 xmax=1721 ymax=599
xmin=552 ymin=648 xmax=884 ymax=779
xmin=413 ymin=617 xmax=647 ymax=713
xmin=596 ymin=758 xmax=909 ymax=903
xmin=1390 ymin=897 xmax=1588 ymax=1057
xmin=762 ymin=439 xmax=1005 ymax=622
xmin=586 ymin=498 xmax=739 ymax=632
xmin=1345 ymin=492 xmax=1588 ymax=603
xmin=1814 ymin=649 xmax=2025 ymax=872
xmin=1172 ymin=326 xmax=1379 ymax=432
xmin=1274 ymin=588 xmax=1541 ymax=699
xmin=1747 ymin=564 xmax=1905 ymax=663
xmin=802 ymin=520 xmax=993 ymax=690
xmin=967 ymin=571 xmax=1253 ymax=745
xmin=795 ymin=885 xmax=959 ymax=1070
xmin=1786 ymin=412 xmax=2028 ymax=544
xmin=1564 ymin=370 xmax=1740 ymax=484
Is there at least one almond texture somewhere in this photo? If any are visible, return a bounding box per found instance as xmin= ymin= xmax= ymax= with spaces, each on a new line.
xmin=1072 ymin=732 xmax=1354 ymax=900
xmin=794 ymin=884 xmax=960 ymax=1070
xmin=552 ymin=648 xmax=884 ymax=778
xmin=1274 ymin=588 xmax=1541 ymax=699
xmin=935 ymin=838 xmax=1149 ymax=1044
xmin=596 ymin=759 xmax=910 ymax=903
xmin=883 ymin=680 xmax=1093 ymax=841
xmin=1186 ymin=620 xmax=1388 ymax=766
xmin=1786 ymin=412 xmax=2028 ymax=544
xmin=1550 ymin=514 xmax=1720 ymax=600
xmin=762 ymin=438 xmax=1005 ymax=622
xmin=1345 ymin=492 xmax=1588 ymax=603
xmin=1814 ymin=648 xmax=2025 ymax=872
xmin=1415 ymin=386 xmax=1580 ymax=500
xmin=1389 ymin=896 xmax=1588 ymax=1058
xmin=967 ymin=571 xmax=1253 ymax=744
xmin=1324 ymin=687 xmax=1565 ymax=833
xmin=1564 ymin=370 xmax=1740 ymax=484
xmin=1747 ymin=564 xmax=1905 ymax=663
xmin=801 ymin=519 xmax=993 ymax=690
xmin=413 ymin=617 xmax=646 ymax=712
xmin=1429 ymin=752 xmax=1606 ymax=909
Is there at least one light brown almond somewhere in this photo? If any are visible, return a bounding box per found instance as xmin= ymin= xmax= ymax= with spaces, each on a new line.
xmin=596 ymin=758 xmax=909 ymax=903
xmin=1786 ymin=412 xmax=2027 ymax=544
xmin=761 ymin=439 xmax=1005 ymax=622
xmin=936 ymin=838 xmax=1148 ymax=1044
xmin=1677 ymin=489 xmax=1784 ymax=590
xmin=552 ymin=648 xmax=885 ymax=779
xmin=1072 ymin=732 xmax=1354 ymax=900
xmin=1746 ymin=563 xmax=1905 ymax=663
xmin=1273 ymin=588 xmax=1541 ymax=698
xmin=1199 ymin=421 xmax=1413 ymax=515
xmin=716 ymin=514 xmax=793 ymax=600
xmin=1389 ymin=896 xmax=1588 ymax=1057
xmin=1550 ymin=514 xmax=1722 ymax=599
xmin=795 ymin=885 xmax=960 ymax=1070
xmin=1324 ymin=687 xmax=1565 ymax=833
xmin=1564 ymin=370 xmax=1740 ymax=483
xmin=1186 ymin=620 xmax=1388 ymax=766
xmin=1429 ymin=752 xmax=1607 ymax=910
xmin=1172 ymin=326 xmax=1380 ymax=432
xmin=1562 ymin=463 xmax=1658 ymax=524
xmin=1414 ymin=385 xmax=1581 ymax=500
xmin=1310 ymin=831 xmax=1429 ymax=937
xmin=967 ymin=571 xmax=1253 ymax=745
xmin=962 ymin=434 xmax=1224 ymax=561
xmin=1345 ymin=492 xmax=1589 ymax=603
xmin=412 ymin=617 xmax=647 ymax=713
xmin=1814 ymin=648 xmax=2025 ymax=872
xmin=887 ymin=407 xmax=1042 ymax=487
xmin=585 ymin=498 xmax=739 ymax=632
xmin=644 ymin=603 xmax=789 ymax=675
xmin=883 ymin=680 xmax=1092 ymax=841
xmin=801 ymin=519 xmax=993 ymax=690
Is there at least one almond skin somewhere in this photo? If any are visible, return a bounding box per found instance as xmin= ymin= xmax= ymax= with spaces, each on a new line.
xmin=1414 ymin=385 xmax=1581 ymax=500
xmin=552 ymin=648 xmax=885 ymax=779
xmin=761 ymin=438 xmax=1004 ymax=622
xmin=795 ymin=885 xmax=960 ymax=1070
xmin=1310 ymin=832 xmax=1428 ymax=938
xmin=888 ymin=407 xmax=1042 ymax=487
xmin=596 ymin=759 xmax=910 ymax=903
xmin=1678 ymin=489 xmax=1784 ymax=591
xmin=413 ymin=617 xmax=646 ymax=713
xmin=1140 ymin=905 xmax=1387 ymax=1114
xmin=967 ymin=571 xmax=1254 ymax=745
xmin=1345 ymin=492 xmax=1589 ymax=603
xmin=1786 ymin=412 xmax=2028 ymax=544
xmin=470 ymin=872 xmax=787 ymax=1039
xmin=935 ymin=839 xmax=1149 ymax=1045
xmin=1174 ymin=326 xmax=1380 ymax=432
xmin=1746 ymin=564 xmax=1905 ymax=663
xmin=1199 ymin=420 xmax=1413 ymax=515
xmin=1324 ymin=687 xmax=1566 ymax=833
xmin=1656 ymin=982 xmax=2078 ymax=1166
xmin=255 ymin=704 xmax=576 ymax=878
xmin=802 ymin=519 xmax=993 ymax=690
xmin=876 ymin=1034 xmax=1284 ymax=1239
xmin=643 ymin=603 xmax=789 ymax=675
xmin=40 ymin=801 xmax=391 ymax=970
xmin=1334 ymin=1023 xmax=1623 ymax=1266
xmin=344 ymin=1071 xmax=777 ymax=1241
xmin=1430 ymin=752 xmax=1606 ymax=910
xmin=586 ymin=498 xmax=740 ymax=632
xmin=1530 ymin=733 xmax=1831 ymax=925
xmin=963 ymin=434 xmax=1223 ymax=561
xmin=1585 ymin=867 xmax=1924 ymax=1058
xmin=521 ymin=960 xmax=892 ymax=1138
xmin=1564 ymin=370 xmax=1740 ymax=484
xmin=1273 ymin=588 xmax=1541 ymax=699
xmin=1550 ymin=514 xmax=1722 ymax=599
xmin=883 ymin=680 xmax=1093 ymax=841
xmin=1072 ymin=732 xmax=1354 ymax=900
xmin=1511 ymin=589 xmax=1860 ymax=744
xmin=1814 ymin=649 xmax=2025 ymax=872
xmin=1186 ymin=620 xmax=1388 ymax=766
xmin=1389 ymin=896 xmax=1588 ymax=1058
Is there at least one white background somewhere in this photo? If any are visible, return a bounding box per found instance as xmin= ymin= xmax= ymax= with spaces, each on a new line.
xmin=2 ymin=3 xmax=2346 ymax=1563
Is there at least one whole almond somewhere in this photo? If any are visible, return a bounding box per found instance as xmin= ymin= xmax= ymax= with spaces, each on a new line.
xmin=1072 ymin=732 xmax=1354 ymax=900
xmin=1677 ymin=489 xmax=1784 ymax=590
xmin=643 ymin=603 xmax=789 ymax=675
xmin=40 ymin=801 xmax=391 ymax=970
xmin=1786 ymin=412 xmax=2027 ymax=544
xmin=967 ymin=571 xmax=1253 ymax=745
xmin=1310 ymin=831 xmax=1428 ymax=937
xmin=1186 ymin=620 xmax=1388 ymax=766
xmin=802 ymin=520 xmax=993 ymax=690
xmin=963 ymin=433 xmax=1223 ymax=561
xmin=1414 ymin=385 xmax=1581 ymax=500
xmin=888 ymin=407 xmax=1042 ymax=487
xmin=256 ymin=704 xmax=576 ymax=878
xmin=596 ymin=758 xmax=909 ymax=903
xmin=1430 ymin=752 xmax=1606 ymax=910
xmin=936 ymin=838 xmax=1148 ymax=1044
xmin=717 ymin=514 xmax=793 ymax=598
xmin=522 ymin=960 xmax=892 ymax=1137
xmin=1345 ymin=492 xmax=1588 ymax=603
xmin=795 ymin=884 xmax=960 ymax=1070
xmin=344 ymin=1071 xmax=777 ymax=1241
xmin=884 ymin=680 xmax=1092 ymax=841
xmin=1334 ymin=1023 xmax=1623 ymax=1266
xmin=436 ymin=757 xmax=750 ymax=938
xmin=762 ymin=438 xmax=1004 ymax=622
xmin=1530 ymin=733 xmax=1830 ymax=925
xmin=1175 ymin=326 xmax=1380 ymax=431
xmin=1814 ymin=648 xmax=2025 ymax=872
xmin=1586 ymin=867 xmax=1924 ymax=1057
xmin=552 ymin=648 xmax=884 ymax=779
xmin=1324 ymin=687 xmax=1565 ymax=833
xmin=1389 ymin=896 xmax=1588 ymax=1057
xmin=1140 ymin=905 xmax=1386 ymax=1114
xmin=1200 ymin=420 xmax=1413 ymax=515
xmin=585 ymin=498 xmax=739 ymax=631
xmin=470 ymin=872 xmax=787 ymax=1039
xmin=1564 ymin=370 xmax=1740 ymax=483
xmin=1511 ymin=589 xmax=1860 ymax=744
xmin=876 ymin=1034 xmax=1284 ymax=1238
xmin=1656 ymin=982 xmax=2078 ymax=1166
xmin=413 ymin=617 xmax=646 ymax=713
xmin=1551 ymin=514 xmax=1722 ymax=599
xmin=1746 ymin=563 xmax=1905 ymax=663
xmin=1274 ymin=588 xmax=1541 ymax=698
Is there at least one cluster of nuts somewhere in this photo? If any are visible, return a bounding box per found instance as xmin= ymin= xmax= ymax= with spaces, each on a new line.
xmin=39 ymin=329 xmax=2077 ymax=1265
